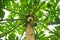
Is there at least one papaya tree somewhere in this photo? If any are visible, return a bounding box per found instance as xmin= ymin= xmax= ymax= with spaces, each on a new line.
xmin=0 ymin=0 xmax=60 ymax=40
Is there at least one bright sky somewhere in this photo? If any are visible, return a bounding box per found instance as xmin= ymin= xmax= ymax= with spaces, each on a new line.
xmin=3 ymin=9 xmax=10 ymax=19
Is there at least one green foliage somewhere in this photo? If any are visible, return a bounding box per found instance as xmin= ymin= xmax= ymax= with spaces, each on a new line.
xmin=48 ymin=25 xmax=60 ymax=39
xmin=0 ymin=0 xmax=60 ymax=40
xmin=0 ymin=0 xmax=5 ymax=19
xmin=35 ymin=10 xmax=44 ymax=18
xmin=35 ymin=31 xmax=49 ymax=40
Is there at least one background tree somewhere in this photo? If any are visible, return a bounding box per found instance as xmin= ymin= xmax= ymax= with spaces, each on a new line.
xmin=0 ymin=0 xmax=60 ymax=40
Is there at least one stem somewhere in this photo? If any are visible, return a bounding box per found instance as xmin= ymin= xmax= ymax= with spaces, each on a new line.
xmin=26 ymin=23 xmax=34 ymax=40
xmin=0 ymin=19 xmax=25 ymax=21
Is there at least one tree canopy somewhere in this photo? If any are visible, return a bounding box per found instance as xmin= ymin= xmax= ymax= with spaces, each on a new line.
xmin=0 ymin=0 xmax=60 ymax=40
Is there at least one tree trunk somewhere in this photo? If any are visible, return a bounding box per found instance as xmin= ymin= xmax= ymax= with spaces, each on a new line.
xmin=26 ymin=23 xmax=34 ymax=40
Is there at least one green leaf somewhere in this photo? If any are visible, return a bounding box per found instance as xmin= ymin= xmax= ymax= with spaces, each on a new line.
xmin=0 ymin=9 xmax=5 ymax=19
xmin=16 ymin=37 xmax=18 ymax=40
xmin=0 ymin=26 xmax=4 ymax=32
xmin=8 ymin=32 xmax=16 ymax=40
xmin=36 ymin=10 xmax=44 ymax=18
xmin=17 ymin=26 xmax=25 ymax=34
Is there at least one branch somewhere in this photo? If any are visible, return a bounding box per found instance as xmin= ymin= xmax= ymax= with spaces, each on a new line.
xmin=0 ymin=19 xmax=26 ymax=21
xmin=0 ymin=22 xmax=7 ymax=24
xmin=36 ymin=1 xmax=45 ymax=12
xmin=32 ymin=1 xmax=45 ymax=14
xmin=11 ymin=1 xmax=21 ymax=9
xmin=0 ymin=22 xmax=24 ymax=38
xmin=0 ymin=19 xmax=25 ymax=24
xmin=4 ymin=8 xmax=25 ymax=16
xmin=47 ymin=22 xmax=60 ymax=25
